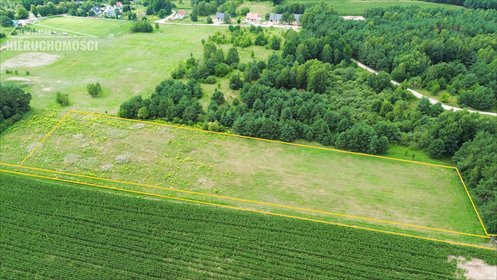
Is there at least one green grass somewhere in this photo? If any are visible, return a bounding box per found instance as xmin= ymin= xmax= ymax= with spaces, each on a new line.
xmin=4 ymin=112 xmax=486 ymax=244
xmin=31 ymin=16 xmax=132 ymax=37
xmin=1 ymin=173 xmax=495 ymax=279
xmin=239 ymin=1 xmax=273 ymax=15
xmin=0 ymin=17 xmax=221 ymax=114
xmin=283 ymin=0 xmax=463 ymax=15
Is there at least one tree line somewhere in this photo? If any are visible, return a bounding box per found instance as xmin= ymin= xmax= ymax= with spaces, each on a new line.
xmin=423 ymin=0 xmax=497 ymax=9
xmin=0 ymin=85 xmax=31 ymax=132
xmin=119 ymin=4 xmax=497 ymax=232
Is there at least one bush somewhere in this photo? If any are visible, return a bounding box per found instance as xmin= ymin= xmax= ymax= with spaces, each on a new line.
xmin=87 ymin=82 xmax=102 ymax=97
xmin=203 ymin=76 xmax=217 ymax=84
xmin=229 ymin=74 xmax=243 ymax=90
xmin=56 ymin=92 xmax=70 ymax=106
xmin=131 ymin=20 xmax=153 ymax=33
xmin=214 ymin=63 xmax=231 ymax=77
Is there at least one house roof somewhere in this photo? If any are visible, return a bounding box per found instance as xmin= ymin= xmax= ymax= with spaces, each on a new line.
xmin=116 ymin=1 xmax=123 ymax=7
xmin=246 ymin=12 xmax=259 ymax=20
xmin=178 ymin=10 xmax=186 ymax=16
xmin=269 ymin=13 xmax=282 ymax=21
xmin=216 ymin=12 xmax=225 ymax=19
xmin=294 ymin=14 xmax=302 ymax=22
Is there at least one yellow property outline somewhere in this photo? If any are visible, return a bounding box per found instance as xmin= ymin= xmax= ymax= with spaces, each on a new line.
xmin=0 ymin=168 xmax=494 ymax=251
xmin=11 ymin=109 xmax=496 ymax=239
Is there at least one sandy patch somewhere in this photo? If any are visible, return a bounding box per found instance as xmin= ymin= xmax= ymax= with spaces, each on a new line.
xmin=1 ymin=52 xmax=60 ymax=69
xmin=41 ymin=87 xmax=51 ymax=92
xmin=448 ymin=256 xmax=497 ymax=280
xmin=100 ymin=163 xmax=113 ymax=172
xmin=6 ymin=77 xmax=32 ymax=82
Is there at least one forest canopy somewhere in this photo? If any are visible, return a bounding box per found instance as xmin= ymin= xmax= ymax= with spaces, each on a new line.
xmin=119 ymin=4 xmax=497 ymax=232
xmin=0 ymin=85 xmax=31 ymax=132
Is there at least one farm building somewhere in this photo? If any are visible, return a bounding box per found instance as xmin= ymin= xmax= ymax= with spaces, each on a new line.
xmin=294 ymin=14 xmax=302 ymax=23
xmin=246 ymin=12 xmax=260 ymax=22
xmin=175 ymin=10 xmax=186 ymax=19
xmin=269 ymin=13 xmax=282 ymax=23
xmin=216 ymin=12 xmax=225 ymax=22
xmin=90 ymin=6 xmax=101 ymax=16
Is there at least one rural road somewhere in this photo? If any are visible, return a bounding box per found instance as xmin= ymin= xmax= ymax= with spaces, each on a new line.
xmin=353 ymin=60 xmax=497 ymax=117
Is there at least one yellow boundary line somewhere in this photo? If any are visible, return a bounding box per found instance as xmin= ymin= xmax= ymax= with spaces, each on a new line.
xmin=1 ymin=169 xmax=494 ymax=251
xmin=19 ymin=111 xmax=71 ymax=166
xmin=0 ymin=161 xmax=488 ymax=239
xmin=456 ymin=168 xmax=489 ymax=236
xmin=68 ymin=110 xmax=456 ymax=170
xmin=14 ymin=109 xmax=495 ymax=237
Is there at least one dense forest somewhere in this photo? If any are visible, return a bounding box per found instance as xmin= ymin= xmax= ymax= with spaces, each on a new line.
xmin=119 ymin=5 xmax=497 ymax=232
xmin=315 ymin=6 xmax=497 ymax=110
xmin=423 ymin=0 xmax=497 ymax=9
xmin=0 ymin=85 xmax=31 ymax=132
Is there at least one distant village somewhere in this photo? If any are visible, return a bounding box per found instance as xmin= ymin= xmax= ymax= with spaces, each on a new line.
xmin=89 ymin=1 xmax=124 ymax=18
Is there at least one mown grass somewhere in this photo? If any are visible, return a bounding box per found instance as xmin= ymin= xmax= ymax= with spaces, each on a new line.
xmin=283 ymin=0 xmax=463 ymax=15
xmin=10 ymin=112 xmax=486 ymax=242
xmin=0 ymin=19 xmax=220 ymax=114
xmin=31 ymin=16 xmax=132 ymax=37
xmin=1 ymin=172 xmax=495 ymax=279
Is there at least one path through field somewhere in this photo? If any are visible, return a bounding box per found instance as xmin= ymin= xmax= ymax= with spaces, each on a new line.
xmin=353 ymin=60 xmax=497 ymax=117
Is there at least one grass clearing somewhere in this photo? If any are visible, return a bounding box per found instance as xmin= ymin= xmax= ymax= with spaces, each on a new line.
xmin=1 ymin=18 xmax=221 ymax=114
xmin=283 ymin=0 xmax=463 ymax=15
xmin=31 ymin=16 xmax=132 ymax=37
xmin=1 ymin=173 xmax=495 ymax=278
xmin=5 ymin=111 xmax=487 ymax=244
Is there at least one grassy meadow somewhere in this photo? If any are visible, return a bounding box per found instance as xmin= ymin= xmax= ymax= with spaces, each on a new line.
xmin=1 ymin=111 xmax=486 ymax=244
xmin=0 ymin=17 xmax=222 ymax=114
xmin=284 ymin=0 xmax=463 ymax=15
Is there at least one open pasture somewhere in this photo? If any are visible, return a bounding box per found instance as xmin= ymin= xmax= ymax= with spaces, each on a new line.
xmin=284 ymin=0 xmax=463 ymax=15
xmin=6 ymin=110 xmax=486 ymax=244
xmin=0 ymin=17 xmax=220 ymax=114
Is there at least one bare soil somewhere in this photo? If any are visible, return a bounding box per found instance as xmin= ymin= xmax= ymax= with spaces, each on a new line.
xmin=1 ymin=52 xmax=60 ymax=69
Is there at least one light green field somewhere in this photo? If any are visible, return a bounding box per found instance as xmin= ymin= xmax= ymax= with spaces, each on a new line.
xmin=284 ymin=0 xmax=463 ymax=15
xmin=0 ymin=17 xmax=222 ymax=114
xmin=239 ymin=1 xmax=273 ymax=15
xmin=0 ymin=111 xmax=486 ymax=244
xmin=30 ymin=16 xmax=132 ymax=37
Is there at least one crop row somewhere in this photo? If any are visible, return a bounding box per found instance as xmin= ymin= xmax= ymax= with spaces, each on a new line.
xmin=0 ymin=173 xmax=495 ymax=279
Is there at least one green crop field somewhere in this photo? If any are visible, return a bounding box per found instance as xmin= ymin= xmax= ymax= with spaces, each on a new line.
xmin=0 ymin=111 xmax=487 ymax=245
xmin=0 ymin=173 xmax=495 ymax=279
xmin=283 ymin=0 xmax=463 ymax=15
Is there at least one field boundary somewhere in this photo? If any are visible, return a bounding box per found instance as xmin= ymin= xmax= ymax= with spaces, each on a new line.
xmin=0 ymin=161 xmax=489 ymax=239
xmin=1 ymin=168 xmax=494 ymax=252
xmin=12 ymin=109 xmax=494 ymax=238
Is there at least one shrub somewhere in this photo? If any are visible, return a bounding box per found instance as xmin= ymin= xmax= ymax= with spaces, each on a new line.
xmin=229 ymin=74 xmax=243 ymax=90
xmin=56 ymin=92 xmax=70 ymax=106
xmin=87 ymin=82 xmax=102 ymax=97
xmin=131 ymin=20 xmax=153 ymax=33
xmin=203 ymin=76 xmax=217 ymax=84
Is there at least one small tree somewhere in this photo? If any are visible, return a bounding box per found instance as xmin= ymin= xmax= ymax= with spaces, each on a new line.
xmin=211 ymin=89 xmax=225 ymax=105
xmin=56 ymin=92 xmax=70 ymax=106
xmin=229 ymin=74 xmax=243 ymax=90
xmin=87 ymin=82 xmax=102 ymax=97
xmin=155 ymin=22 xmax=159 ymax=30
xmin=206 ymin=16 xmax=213 ymax=24
xmin=191 ymin=11 xmax=198 ymax=22
xmin=270 ymin=36 xmax=281 ymax=50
